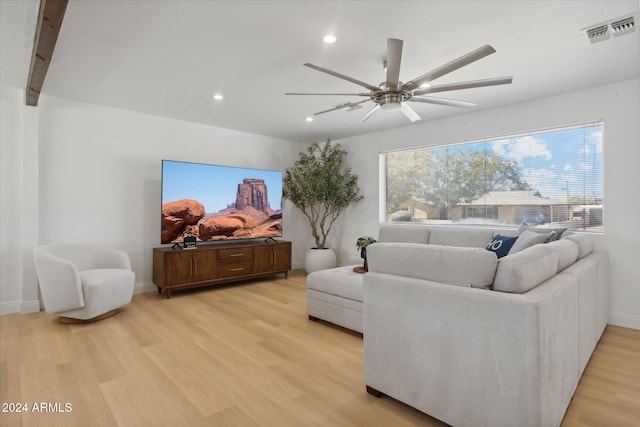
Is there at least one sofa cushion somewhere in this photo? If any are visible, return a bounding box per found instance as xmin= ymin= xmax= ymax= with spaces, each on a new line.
xmin=486 ymin=234 xmax=519 ymax=259
xmin=378 ymin=225 xmax=430 ymax=244
xmin=519 ymin=223 xmax=567 ymax=241
xmin=306 ymin=265 xmax=364 ymax=302
xmin=367 ymin=242 xmax=498 ymax=289
xmin=564 ymin=234 xmax=594 ymax=259
xmin=546 ymin=239 xmax=580 ymax=272
xmin=429 ymin=228 xmax=494 ymax=248
xmin=509 ymin=229 xmax=554 ymax=254
xmin=493 ymin=244 xmax=560 ymax=293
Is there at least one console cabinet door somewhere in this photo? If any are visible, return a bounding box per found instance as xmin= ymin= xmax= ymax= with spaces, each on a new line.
xmin=254 ymin=243 xmax=291 ymax=273
xmin=273 ymin=242 xmax=292 ymax=271
xmin=192 ymin=250 xmax=217 ymax=282
xmin=254 ymin=246 xmax=273 ymax=273
xmin=165 ymin=252 xmax=193 ymax=285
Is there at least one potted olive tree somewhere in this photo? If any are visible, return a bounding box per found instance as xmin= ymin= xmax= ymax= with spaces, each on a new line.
xmin=283 ymin=139 xmax=362 ymax=273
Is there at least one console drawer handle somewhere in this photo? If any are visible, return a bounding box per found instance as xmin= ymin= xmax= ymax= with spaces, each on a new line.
xmin=229 ymin=268 xmax=244 ymax=272
xmin=229 ymin=253 xmax=245 ymax=257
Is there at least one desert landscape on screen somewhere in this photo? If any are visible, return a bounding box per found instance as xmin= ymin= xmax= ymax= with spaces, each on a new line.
xmin=162 ymin=178 xmax=282 ymax=243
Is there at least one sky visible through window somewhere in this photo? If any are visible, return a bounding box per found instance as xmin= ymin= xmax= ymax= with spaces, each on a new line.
xmin=162 ymin=160 xmax=283 ymax=213
xmin=433 ymin=125 xmax=603 ymax=201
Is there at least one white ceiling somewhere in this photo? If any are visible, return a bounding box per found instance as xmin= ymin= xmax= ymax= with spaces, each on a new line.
xmin=2 ymin=0 xmax=639 ymax=143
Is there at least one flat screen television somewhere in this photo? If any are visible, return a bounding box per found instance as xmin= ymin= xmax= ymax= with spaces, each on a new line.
xmin=161 ymin=160 xmax=283 ymax=244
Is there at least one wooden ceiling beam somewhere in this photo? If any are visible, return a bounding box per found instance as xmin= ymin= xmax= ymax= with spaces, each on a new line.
xmin=26 ymin=0 xmax=68 ymax=106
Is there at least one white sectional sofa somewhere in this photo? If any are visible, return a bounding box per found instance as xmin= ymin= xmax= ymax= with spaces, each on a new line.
xmin=360 ymin=224 xmax=609 ymax=427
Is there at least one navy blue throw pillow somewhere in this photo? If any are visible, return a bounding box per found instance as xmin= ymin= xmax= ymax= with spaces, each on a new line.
xmin=486 ymin=235 xmax=519 ymax=258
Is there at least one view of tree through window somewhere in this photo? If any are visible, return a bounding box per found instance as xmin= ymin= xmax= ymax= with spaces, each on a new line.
xmin=381 ymin=122 xmax=603 ymax=232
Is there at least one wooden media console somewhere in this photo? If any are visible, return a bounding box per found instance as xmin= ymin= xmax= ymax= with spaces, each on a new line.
xmin=153 ymin=240 xmax=291 ymax=298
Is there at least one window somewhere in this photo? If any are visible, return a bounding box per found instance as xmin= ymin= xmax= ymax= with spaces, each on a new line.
xmin=380 ymin=122 xmax=604 ymax=232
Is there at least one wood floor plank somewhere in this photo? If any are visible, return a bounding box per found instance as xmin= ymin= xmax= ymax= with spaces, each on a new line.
xmin=1 ymin=270 xmax=638 ymax=426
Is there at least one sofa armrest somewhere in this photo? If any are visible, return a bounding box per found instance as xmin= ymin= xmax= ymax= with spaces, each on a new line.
xmin=363 ymin=271 xmax=579 ymax=427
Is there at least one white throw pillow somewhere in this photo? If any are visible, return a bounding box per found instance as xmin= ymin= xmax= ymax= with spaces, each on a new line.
xmin=518 ymin=223 xmax=567 ymax=241
xmin=508 ymin=229 xmax=554 ymax=255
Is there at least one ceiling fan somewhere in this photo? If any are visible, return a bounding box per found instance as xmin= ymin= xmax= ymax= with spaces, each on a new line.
xmin=286 ymin=38 xmax=513 ymax=123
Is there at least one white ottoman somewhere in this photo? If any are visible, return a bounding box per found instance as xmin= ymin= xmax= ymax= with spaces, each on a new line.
xmin=306 ymin=265 xmax=364 ymax=333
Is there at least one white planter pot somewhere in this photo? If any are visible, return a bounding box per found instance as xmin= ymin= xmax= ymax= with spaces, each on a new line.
xmin=304 ymin=248 xmax=337 ymax=273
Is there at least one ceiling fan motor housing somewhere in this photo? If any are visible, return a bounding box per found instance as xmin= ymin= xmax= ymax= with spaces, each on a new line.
xmin=373 ymin=85 xmax=412 ymax=110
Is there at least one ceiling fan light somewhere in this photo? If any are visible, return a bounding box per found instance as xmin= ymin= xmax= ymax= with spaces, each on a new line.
xmin=380 ymin=103 xmax=401 ymax=112
xmin=323 ymin=34 xmax=336 ymax=44
xmin=419 ymin=83 xmax=431 ymax=88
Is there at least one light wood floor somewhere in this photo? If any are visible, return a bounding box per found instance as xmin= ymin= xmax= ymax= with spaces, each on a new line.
xmin=1 ymin=270 xmax=638 ymax=427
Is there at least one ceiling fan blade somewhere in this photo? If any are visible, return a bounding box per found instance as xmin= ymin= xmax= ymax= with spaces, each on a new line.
xmin=285 ymin=92 xmax=370 ymax=96
xmin=410 ymin=96 xmax=476 ymax=109
xmin=403 ymin=44 xmax=497 ymax=91
xmin=386 ymin=38 xmax=403 ymax=89
xmin=400 ymin=103 xmax=421 ymax=122
xmin=360 ymin=104 xmax=381 ymax=123
xmin=312 ymin=100 xmax=371 ymax=116
xmin=304 ymin=63 xmax=380 ymax=92
xmin=312 ymin=106 xmax=346 ymax=115
xmin=412 ymin=76 xmax=513 ymax=95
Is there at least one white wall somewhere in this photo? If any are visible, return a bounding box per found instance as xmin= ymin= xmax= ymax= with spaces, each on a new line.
xmin=0 ymin=93 xmax=309 ymax=313
xmin=336 ymin=79 xmax=640 ymax=330
xmin=0 ymin=88 xmax=41 ymax=314
xmin=1 ymin=88 xmax=25 ymax=313
xmin=2 ymin=80 xmax=638 ymax=329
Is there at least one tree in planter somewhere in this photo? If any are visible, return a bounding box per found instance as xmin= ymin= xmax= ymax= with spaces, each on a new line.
xmin=284 ymin=139 xmax=363 ymax=252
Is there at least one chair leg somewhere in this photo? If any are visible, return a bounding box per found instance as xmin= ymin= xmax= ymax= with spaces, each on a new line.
xmin=58 ymin=309 xmax=119 ymax=324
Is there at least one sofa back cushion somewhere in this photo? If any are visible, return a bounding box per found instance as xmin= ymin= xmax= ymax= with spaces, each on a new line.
xmin=378 ymin=225 xmax=430 ymax=244
xmin=367 ymin=242 xmax=498 ymax=289
xmin=429 ymin=228 xmax=494 ymax=248
xmin=564 ymin=234 xmax=594 ymax=259
xmin=546 ymin=239 xmax=580 ymax=272
xmin=493 ymin=243 xmax=560 ymax=293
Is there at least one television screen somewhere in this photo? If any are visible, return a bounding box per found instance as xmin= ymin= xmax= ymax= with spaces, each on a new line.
xmin=161 ymin=160 xmax=283 ymax=244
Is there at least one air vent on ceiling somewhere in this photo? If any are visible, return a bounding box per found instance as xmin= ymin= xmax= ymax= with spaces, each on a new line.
xmin=586 ymin=24 xmax=609 ymax=43
xmin=583 ymin=13 xmax=637 ymax=44
xmin=611 ymin=16 xmax=635 ymax=36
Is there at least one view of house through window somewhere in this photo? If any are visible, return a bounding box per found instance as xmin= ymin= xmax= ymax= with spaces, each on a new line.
xmin=381 ymin=122 xmax=604 ymax=232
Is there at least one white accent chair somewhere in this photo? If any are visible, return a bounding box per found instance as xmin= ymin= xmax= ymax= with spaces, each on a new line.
xmin=33 ymin=243 xmax=135 ymax=323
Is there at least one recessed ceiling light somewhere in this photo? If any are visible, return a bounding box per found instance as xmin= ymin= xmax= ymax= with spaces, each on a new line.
xmin=213 ymin=94 xmax=224 ymax=100
xmin=323 ymin=34 xmax=336 ymax=44
xmin=305 ymin=116 xmax=314 ymax=122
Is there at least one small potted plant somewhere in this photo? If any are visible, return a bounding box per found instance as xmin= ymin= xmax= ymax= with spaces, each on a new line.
xmin=356 ymin=236 xmax=377 ymax=272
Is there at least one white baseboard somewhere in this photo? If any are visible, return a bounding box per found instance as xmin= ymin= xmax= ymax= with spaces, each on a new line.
xmin=609 ymin=312 xmax=640 ymax=331
xmin=0 ymin=300 xmax=21 ymax=315
xmin=21 ymin=299 xmax=41 ymax=314
xmin=134 ymin=281 xmax=157 ymax=294
xmin=0 ymin=299 xmax=41 ymax=315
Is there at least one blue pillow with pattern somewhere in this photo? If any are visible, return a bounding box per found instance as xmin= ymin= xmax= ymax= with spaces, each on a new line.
xmin=486 ymin=235 xmax=518 ymax=258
